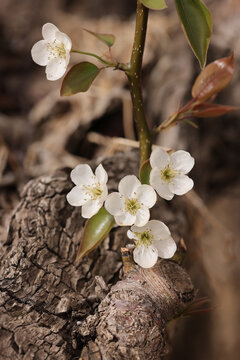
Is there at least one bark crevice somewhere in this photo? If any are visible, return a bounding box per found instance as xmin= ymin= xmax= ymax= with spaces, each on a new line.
xmin=0 ymin=150 xmax=194 ymax=359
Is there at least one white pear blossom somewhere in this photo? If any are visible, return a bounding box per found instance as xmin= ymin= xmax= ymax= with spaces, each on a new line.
xmin=150 ymin=148 xmax=194 ymax=200
xmin=105 ymin=175 xmax=156 ymax=227
xmin=31 ymin=23 xmax=72 ymax=81
xmin=67 ymin=164 xmax=108 ymax=219
xmin=127 ymin=220 xmax=177 ymax=268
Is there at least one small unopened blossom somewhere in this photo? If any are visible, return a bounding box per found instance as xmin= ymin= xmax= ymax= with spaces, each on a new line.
xmin=31 ymin=23 xmax=72 ymax=81
xmin=150 ymin=148 xmax=194 ymax=200
xmin=127 ymin=220 xmax=177 ymax=268
xmin=67 ymin=164 xmax=108 ymax=218
xmin=105 ymin=175 xmax=156 ymax=227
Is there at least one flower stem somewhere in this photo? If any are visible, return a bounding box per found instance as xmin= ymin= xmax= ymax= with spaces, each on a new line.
xmin=126 ymin=0 xmax=152 ymax=166
xmin=71 ymin=49 xmax=116 ymax=66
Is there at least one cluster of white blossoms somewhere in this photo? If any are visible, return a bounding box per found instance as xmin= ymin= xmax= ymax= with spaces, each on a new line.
xmin=32 ymin=24 xmax=195 ymax=268
xmin=67 ymin=148 xmax=194 ymax=268
xmin=31 ymin=23 xmax=72 ymax=81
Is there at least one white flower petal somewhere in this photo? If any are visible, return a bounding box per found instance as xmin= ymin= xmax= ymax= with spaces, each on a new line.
xmin=133 ymin=244 xmax=158 ymax=268
xmin=65 ymin=51 xmax=71 ymax=67
xmin=105 ymin=193 xmax=124 ymax=216
xmin=95 ymin=164 xmax=108 ymax=185
xmin=127 ymin=230 xmax=138 ymax=241
xmin=42 ymin=23 xmax=58 ymax=41
xmin=136 ymin=184 xmax=156 ymax=208
xmin=135 ymin=206 xmax=150 ymax=227
xmin=152 ymin=236 xmax=177 ymax=259
xmin=150 ymin=168 xmax=174 ymax=200
xmin=150 ymin=147 xmax=170 ymax=170
xmin=147 ymin=220 xmax=171 ymax=240
xmin=169 ymin=174 xmax=193 ymax=195
xmin=170 ymin=150 xmax=195 ymax=174
xmin=31 ymin=40 xmax=49 ymax=66
xmin=101 ymin=185 xmax=108 ymax=202
xmin=130 ymin=224 xmax=148 ymax=234
xmin=119 ymin=175 xmax=141 ymax=198
xmin=66 ymin=186 xmax=89 ymax=206
xmin=70 ymin=164 xmax=95 ymax=186
xmin=55 ymin=30 xmax=72 ymax=51
xmin=82 ymin=200 xmax=101 ymax=218
xmin=115 ymin=212 xmax=136 ymax=226
xmin=45 ymin=58 xmax=68 ymax=81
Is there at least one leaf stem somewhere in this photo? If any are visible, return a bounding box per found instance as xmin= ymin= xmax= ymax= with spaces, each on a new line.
xmin=126 ymin=0 xmax=152 ymax=166
xmin=156 ymin=97 xmax=198 ymax=132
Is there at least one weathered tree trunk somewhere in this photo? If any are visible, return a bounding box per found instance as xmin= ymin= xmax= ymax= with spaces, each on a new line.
xmin=80 ymin=251 xmax=194 ymax=360
xmin=0 ymin=150 xmax=194 ymax=359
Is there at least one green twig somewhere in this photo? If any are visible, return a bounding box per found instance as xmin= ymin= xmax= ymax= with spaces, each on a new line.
xmin=126 ymin=0 xmax=152 ymax=166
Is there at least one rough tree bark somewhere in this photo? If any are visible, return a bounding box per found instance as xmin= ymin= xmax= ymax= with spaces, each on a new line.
xmin=0 ymin=150 xmax=194 ymax=360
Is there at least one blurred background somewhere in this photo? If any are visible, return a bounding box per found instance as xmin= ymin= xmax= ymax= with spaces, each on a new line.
xmin=0 ymin=0 xmax=239 ymax=359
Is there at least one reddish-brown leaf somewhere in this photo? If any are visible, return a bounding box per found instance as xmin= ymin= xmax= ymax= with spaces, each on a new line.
xmin=192 ymin=103 xmax=239 ymax=118
xmin=192 ymin=54 xmax=234 ymax=102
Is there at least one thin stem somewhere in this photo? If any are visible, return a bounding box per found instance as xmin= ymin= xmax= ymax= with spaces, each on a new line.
xmin=179 ymin=97 xmax=198 ymax=114
xmin=156 ymin=97 xmax=199 ymax=132
xmin=126 ymin=0 xmax=151 ymax=166
xmin=71 ymin=49 xmax=116 ymax=66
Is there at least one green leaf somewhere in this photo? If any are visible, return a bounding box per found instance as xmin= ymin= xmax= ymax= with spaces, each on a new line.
xmin=175 ymin=0 xmax=212 ymax=67
xmin=76 ymin=207 xmax=115 ymax=262
xmin=139 ymin=159 xmax=151 ymax=184
xmin=183 ymin=119 xmax=199 ymax=128
xmin=140 ymin=0 xmax=167 ymax=10
xmin=192 ymin=54 xmax=234 ymax=102
xmin=82 ymin=28 xmax=115 ymax=47
xmin=61 ymin=62 xmax=101 ymax=96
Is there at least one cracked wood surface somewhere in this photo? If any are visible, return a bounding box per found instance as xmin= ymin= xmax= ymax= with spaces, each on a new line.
xmin=79 ymin=258 xmax=194 ymax=360
xmin=0 ymin=150 xmax=194 ymax=359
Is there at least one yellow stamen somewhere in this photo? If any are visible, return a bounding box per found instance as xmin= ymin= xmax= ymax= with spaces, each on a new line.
xmin=47 ymin=40 xmax=66 ymax=60
xmin=125 ymin=198 xmax=140 ymax=215
xmin=83 ymin=184 xmax=103 ymax=200
xmin=135 ymin=230 xmax=153 ymax=247
xmin=161 ymin=165 xmax=177 ymax=183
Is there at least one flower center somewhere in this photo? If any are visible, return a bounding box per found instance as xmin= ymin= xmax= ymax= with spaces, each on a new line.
xmin=161 ymin=165 xmax=177 ymax=183
xmin=125 ymin=198 xmax=140 ymax=215
xmin=47 ymin=40 xmax=66 ymax=60
xmin=135 ymin=230 xmax=153 ymax=247
xmin=84 ymin=184 xmax=103 ymax=200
